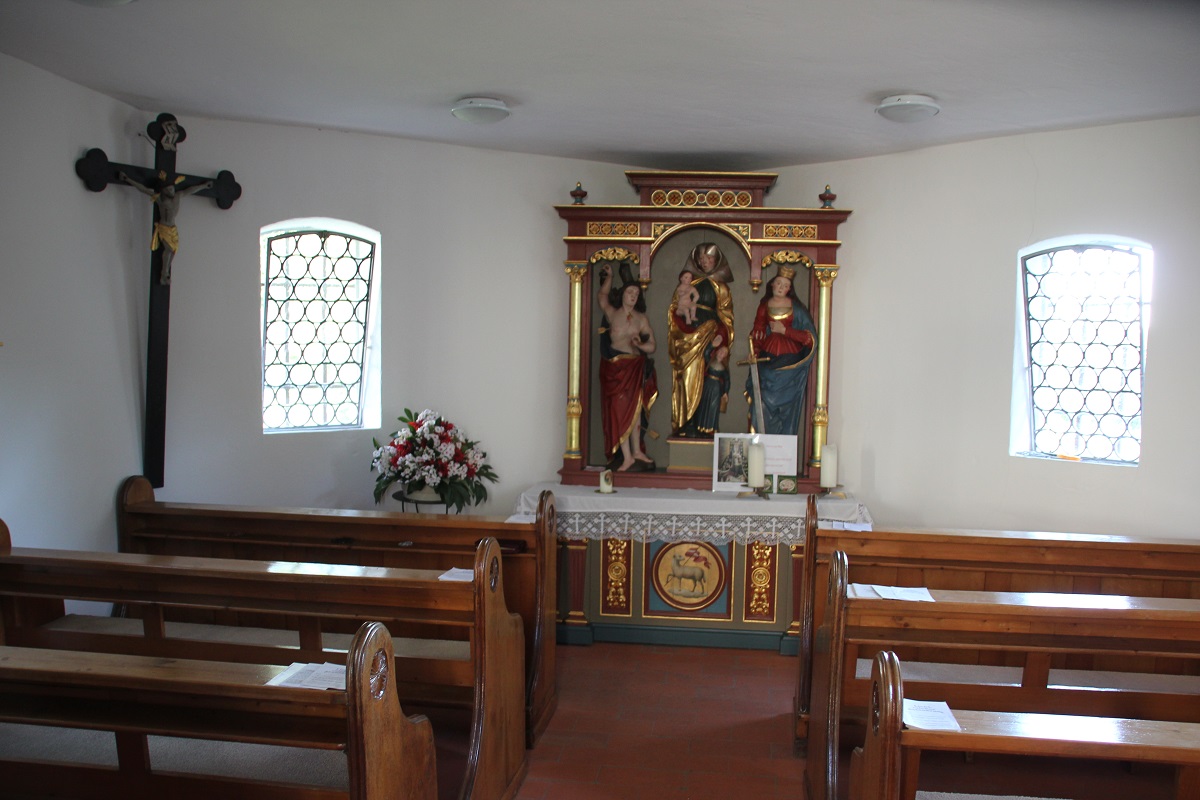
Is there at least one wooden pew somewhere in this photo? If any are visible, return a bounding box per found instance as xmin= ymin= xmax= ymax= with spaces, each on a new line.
xmin=0 ymin=523 xmax=525 ymax=800
xmin=848 ymin=649 xmax=1200 ymax=800
xmin=792 ymin=502 xmax=1200 ymax=748
xmin=116 ymin=474 xmax=557 ymax=747
xmin=0 ymin=620 xmax=437 ymax=800
xmin=804 ymin=548 xmax=849 ymax=800
xmin=806 ymin=549 xmax=1200 ymax=800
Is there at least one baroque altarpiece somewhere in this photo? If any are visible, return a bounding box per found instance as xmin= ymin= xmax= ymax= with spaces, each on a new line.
xmin=556 ymin=171 xmax=851 ymax=494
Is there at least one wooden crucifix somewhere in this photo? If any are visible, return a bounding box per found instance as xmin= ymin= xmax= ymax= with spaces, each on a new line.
xmin=76 ymin=113 xmax=242 ymax=489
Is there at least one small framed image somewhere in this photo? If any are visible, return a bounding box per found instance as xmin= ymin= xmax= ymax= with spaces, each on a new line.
xmin=713 ymin=433 xmax=755 ymax=492
xmin=774 ymin=475 xmax=799 ymax=495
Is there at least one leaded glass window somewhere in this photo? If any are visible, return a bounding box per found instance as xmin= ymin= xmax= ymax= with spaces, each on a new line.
xmin=1013 ymin=237 xmax=1152 ymax=465
xmin=261 ymin=223 xmax=380 ymax=432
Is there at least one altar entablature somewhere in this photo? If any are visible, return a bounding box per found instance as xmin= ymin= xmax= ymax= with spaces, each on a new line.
xmin=556 ymin=170 xmax=851 ymax=493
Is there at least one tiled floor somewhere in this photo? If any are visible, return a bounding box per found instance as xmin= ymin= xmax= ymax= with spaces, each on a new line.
xmin=517 ymin=642 xmax=806 ymax=800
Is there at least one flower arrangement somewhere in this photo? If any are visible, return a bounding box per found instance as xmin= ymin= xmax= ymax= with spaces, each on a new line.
xmin=371 ymin=408 xmax=499 ymax=512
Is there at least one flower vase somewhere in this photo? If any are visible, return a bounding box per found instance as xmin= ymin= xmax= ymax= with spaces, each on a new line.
xmin=400 ymin=485 xmax=441 ymax=503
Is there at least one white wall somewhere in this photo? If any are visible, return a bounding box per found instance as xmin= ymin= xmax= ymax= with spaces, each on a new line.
xmin=3 ymin=51 xmax=1197 ymax=550
xmin=0 ymin=55 xmax=147 ymax=550
xmin=152 ymin=115 xmax=626 ymax=514
xmin=770 ymin=118 xmax=1200 ymax=535
xmin=0 ymin=53 xmax=628 ymax=548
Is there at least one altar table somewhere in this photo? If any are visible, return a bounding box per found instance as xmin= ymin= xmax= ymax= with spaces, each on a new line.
xmin=512 ymin=483 xmax=873 ymax=651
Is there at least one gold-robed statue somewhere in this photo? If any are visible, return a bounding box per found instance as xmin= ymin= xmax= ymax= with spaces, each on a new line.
xmin=667 ymin=243 xmax=734 ymax=437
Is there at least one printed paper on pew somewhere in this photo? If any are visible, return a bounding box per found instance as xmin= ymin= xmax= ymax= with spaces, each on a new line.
xmin=439 ymin=567 xmax=475 ymax=582
xmin=875 ymin=585 xmax=934 ymax=602
xmin=267 ymin=662 xmax=346 ymax=690
xmin=902 ymin=698 xmax=961 ymax=731
xmin=848 ymin=583 xmax=935 ymax=601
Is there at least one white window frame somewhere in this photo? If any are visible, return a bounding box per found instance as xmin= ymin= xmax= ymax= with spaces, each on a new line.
xmin=1010 ymin=234 xmax=1152 ymax=465
xmin=259 ymin=218 xmax=382 ymax=434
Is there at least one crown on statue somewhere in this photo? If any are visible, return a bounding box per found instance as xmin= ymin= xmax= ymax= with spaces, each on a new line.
xmin=776 ymin=264 xmax=797 ymax=281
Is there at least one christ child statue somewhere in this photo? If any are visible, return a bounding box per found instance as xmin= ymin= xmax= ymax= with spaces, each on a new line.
xmin=674 ymin=269 xmax=700 ymax=325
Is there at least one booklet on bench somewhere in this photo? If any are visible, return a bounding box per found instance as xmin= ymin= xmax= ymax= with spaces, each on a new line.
xmin=267 ymin=662 xmax=346 ymax=690
xmin=849 ymin=583 xmax=935 ymax=602
xmin=902 ymin=698 xmax=961 ymax=731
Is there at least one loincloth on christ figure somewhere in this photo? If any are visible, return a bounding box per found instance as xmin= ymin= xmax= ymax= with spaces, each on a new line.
xmin=151 ymin=222 xmax=180 ymax=253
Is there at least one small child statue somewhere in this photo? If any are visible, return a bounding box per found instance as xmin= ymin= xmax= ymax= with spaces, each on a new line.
xmin=674 ymin=269 xmax=700 ymax=325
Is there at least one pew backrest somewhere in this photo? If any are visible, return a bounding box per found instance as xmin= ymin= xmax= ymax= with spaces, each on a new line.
xmin=115 ymin=474 xmax=556 ymax=746
xmin=0 ymin=534 xmax=525 ymax=800
xmin=794 ymin=519 xmax=1200 ymax=748
xmin=810 ymin=549 xmax=1200 ymax=800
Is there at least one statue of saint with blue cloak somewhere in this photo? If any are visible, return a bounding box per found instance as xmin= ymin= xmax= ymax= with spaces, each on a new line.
xmin=746 ymin=264 xmax=816 ymax=436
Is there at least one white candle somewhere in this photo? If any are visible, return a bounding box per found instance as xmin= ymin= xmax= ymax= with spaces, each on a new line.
xmin=599 ymin=469 xmax=614 ymax=493
xmin=820 ymin=444 xmax=838 ymax=489
xmin=748 ymin=442 xmax=765 ymax=489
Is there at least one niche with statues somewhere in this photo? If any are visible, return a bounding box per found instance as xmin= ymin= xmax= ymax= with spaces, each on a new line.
xmin=556 ymin=171 xmax=850 ymax=494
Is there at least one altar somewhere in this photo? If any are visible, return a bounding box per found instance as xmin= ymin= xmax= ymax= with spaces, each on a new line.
xmin=513 ymin=482 xmax=872 ymax=651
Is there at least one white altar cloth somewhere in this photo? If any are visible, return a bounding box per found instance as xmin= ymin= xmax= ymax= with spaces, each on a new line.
xmin=511 ymin=482 xmax=872 ymax=545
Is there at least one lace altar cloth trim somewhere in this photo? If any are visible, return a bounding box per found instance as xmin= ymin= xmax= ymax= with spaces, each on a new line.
xmin=512 ymin=482 xmax=873 ymax=545
xmin=554 ymin=510 xmax=806 ymax=545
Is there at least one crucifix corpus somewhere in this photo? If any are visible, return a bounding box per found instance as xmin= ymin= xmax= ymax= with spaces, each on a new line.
xmin=75 ymin=113 xmax=242 ymax=489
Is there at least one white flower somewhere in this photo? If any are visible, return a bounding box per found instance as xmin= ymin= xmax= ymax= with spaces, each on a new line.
xmin=372 ymin=408 xmax=496 ymax=508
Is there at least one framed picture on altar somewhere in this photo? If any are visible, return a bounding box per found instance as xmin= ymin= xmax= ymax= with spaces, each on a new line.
xmin=712 ymin=433 xmax=755 ymax=492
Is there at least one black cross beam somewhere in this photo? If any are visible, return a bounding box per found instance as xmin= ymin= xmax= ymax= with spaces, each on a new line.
xmin=75 ymin=113 xmax=241 ymax=488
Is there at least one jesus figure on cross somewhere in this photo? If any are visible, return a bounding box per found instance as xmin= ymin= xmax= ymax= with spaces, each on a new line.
xmin=119 ymin=170 xmax=213 ymax=284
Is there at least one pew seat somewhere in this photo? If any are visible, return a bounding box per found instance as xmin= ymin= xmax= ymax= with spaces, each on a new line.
xmin=0 ymin=520 xmax=525 ymax=800
xmin=0 ymin=621 xmax=438 ymax=800
xmin=849 ymin=650 xmax=1200 ymax=800
xmin=42 ymin=614 xmax=473 ymax=662
xmin=804 ymin=550 xmax=1200 ymax=800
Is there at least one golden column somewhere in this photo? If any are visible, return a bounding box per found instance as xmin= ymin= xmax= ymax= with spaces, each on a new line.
xmin=810 ymin=264 xmax=839 ymax=467
xmin=563 ymin=262 xmax=588 ymax=460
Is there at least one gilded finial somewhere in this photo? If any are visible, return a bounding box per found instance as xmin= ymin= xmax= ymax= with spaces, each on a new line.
xmin=570 ymin=181 xmax=588 ymax=205
xmin=819 ymin=184 xmax=836 ymax=209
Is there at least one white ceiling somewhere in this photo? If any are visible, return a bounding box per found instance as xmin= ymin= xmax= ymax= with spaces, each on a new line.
xmin=3 ymin=0 xmax=1198 ymax=171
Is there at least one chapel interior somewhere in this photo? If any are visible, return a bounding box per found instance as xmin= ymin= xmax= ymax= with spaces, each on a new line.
xmin=2 ymin=1 xmax=1199 ymax=798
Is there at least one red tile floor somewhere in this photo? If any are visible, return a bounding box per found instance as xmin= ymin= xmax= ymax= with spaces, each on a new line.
xmin=516 ymin=642 xmax=806 ymax=800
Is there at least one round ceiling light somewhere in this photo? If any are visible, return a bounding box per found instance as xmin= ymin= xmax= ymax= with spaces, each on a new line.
xmin=875 ymin=94 xmax=941 ymax=123
xmin=450 ymin=97 xmax=511 ymax=124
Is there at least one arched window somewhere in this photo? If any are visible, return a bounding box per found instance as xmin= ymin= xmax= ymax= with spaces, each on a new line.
xmin=1011 ymin=235 xmax=1152 ymax=465
xmin=260 ymin=219 xmax=382 ymax=432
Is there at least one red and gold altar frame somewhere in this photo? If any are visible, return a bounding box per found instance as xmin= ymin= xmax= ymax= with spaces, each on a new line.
xmin=592 ymin=537 xmax=785 ymax=632
xmin=557 ymin=170 xmax=851 ymax=493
